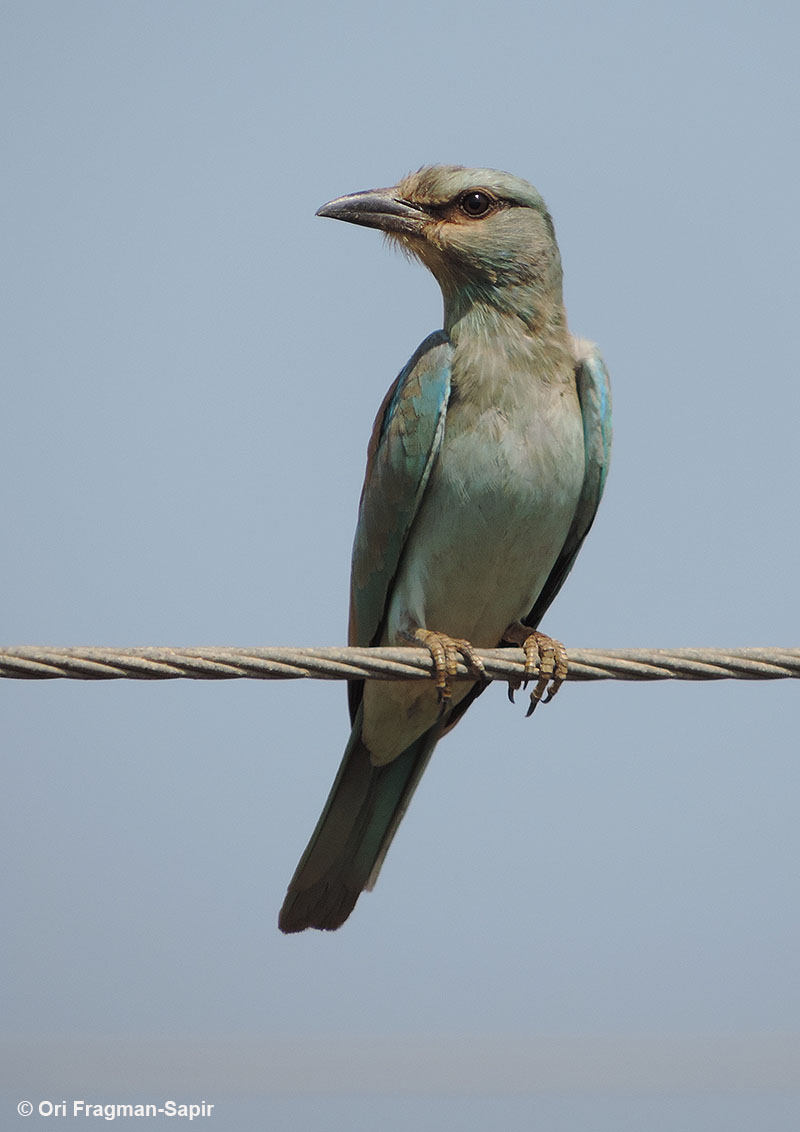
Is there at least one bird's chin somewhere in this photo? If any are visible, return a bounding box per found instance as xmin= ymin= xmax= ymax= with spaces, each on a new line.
xmin=384 ymin=229 xmax=428 ymax=262
xmin=390 ymin=233 xmax=454 ymax=287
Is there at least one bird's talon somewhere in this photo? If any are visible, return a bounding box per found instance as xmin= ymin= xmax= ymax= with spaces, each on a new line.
xmin=410 ymin=628 xmax=484 ymax=705
xmin=501 ymin=623 xmax=568 ymax=714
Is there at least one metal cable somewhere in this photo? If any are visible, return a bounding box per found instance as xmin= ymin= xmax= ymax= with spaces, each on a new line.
xmin=0 ymin=646 xmax=797 ymax=682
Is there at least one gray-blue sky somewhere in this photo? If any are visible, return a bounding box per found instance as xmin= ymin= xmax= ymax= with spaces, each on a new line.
xmin=2 ymin=1 xmax=799 ymax=1129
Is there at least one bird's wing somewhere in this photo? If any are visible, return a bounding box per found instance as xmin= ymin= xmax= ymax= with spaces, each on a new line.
xmin=524 ymin=343 xmax=612 ymax=628
xmin=347 ymin=330 xmax=453 ymax=721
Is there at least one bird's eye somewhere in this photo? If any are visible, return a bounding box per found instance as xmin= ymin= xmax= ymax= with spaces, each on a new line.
xmin=459 ymin=190 xmax=493 ymax=218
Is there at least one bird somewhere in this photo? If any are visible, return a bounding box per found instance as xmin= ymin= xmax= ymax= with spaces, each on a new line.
xmin=278 ymin=165 xmax=611 ymax=933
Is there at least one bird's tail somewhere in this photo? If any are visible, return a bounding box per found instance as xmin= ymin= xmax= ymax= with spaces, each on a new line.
xmin=278 ymin=705 xmax=440 ymax=933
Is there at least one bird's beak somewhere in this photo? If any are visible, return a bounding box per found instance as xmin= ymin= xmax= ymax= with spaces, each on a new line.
xmin=316 ymin=187 xmax=428 ymax=236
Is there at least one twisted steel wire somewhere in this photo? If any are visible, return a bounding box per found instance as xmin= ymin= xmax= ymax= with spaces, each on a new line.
xmin=0 ymin=646 xmax=797 ymax=682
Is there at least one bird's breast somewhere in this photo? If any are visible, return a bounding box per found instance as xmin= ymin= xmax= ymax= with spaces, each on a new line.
xmin=386 ymin=364 xmax=585 ymax=647
xmin=362 ymin=361 xmax=585 ymax=765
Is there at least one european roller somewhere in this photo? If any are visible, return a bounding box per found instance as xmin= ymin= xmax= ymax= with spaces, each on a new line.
xmin=279 ymin=165 xmax=611 ymax=933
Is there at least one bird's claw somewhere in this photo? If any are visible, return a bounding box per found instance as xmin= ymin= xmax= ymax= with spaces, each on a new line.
xmin=502 ymin=624 xmax=568 ymax=716
xmin=410 ymin=629 xmax=486 ymax=715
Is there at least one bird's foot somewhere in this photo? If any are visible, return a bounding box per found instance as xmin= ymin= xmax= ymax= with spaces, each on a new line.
xmin=502 ymin=623 xmax=568 ymax=716
xmin=407 ymin=629 xmax=487 ymax=714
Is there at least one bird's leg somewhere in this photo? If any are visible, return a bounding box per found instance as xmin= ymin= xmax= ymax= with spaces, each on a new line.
xmin=502 ymin=622 xmax=568 ymax=716
xmin=405 ymin=629 xmax=487 ymax=714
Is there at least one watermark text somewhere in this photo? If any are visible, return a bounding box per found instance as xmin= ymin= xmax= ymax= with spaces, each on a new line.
xmin=17 ymin=1100 xmax=214 ymax=1120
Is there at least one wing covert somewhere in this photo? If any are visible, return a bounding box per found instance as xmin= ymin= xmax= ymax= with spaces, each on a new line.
xmin=348 ymin=330 xmax=453 ymax=655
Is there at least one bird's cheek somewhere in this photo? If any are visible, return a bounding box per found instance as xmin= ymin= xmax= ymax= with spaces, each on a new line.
xmin=424 ymin=220 xmax=450 ymax=252
xmin=413 ymin=232 xmax=455 ymax=278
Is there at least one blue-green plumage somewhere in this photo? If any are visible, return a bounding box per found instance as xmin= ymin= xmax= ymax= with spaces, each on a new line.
xmin=347 ymin=331 xmax=452 ymax=663
xmin=278 ymin=166 xmax=612 ymax=933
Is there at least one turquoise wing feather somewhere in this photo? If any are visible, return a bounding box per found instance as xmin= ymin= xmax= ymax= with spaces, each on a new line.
xmin=524 ymin=344 xmax=612 ymax=628
xmin=347 ymin=330 xmax=452 ymax=719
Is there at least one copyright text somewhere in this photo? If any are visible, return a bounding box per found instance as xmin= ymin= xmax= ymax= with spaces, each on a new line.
xmin=17 ymin=1100 xmax=214 ymax=1120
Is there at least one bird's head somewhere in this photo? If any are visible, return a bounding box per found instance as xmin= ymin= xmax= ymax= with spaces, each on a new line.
xmin=316 ymin=165 xmax=563 ymax=320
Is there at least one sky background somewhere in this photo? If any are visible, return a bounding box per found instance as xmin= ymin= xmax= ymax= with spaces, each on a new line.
xmin=2 ymin=1 xmax=799 ymax=1129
